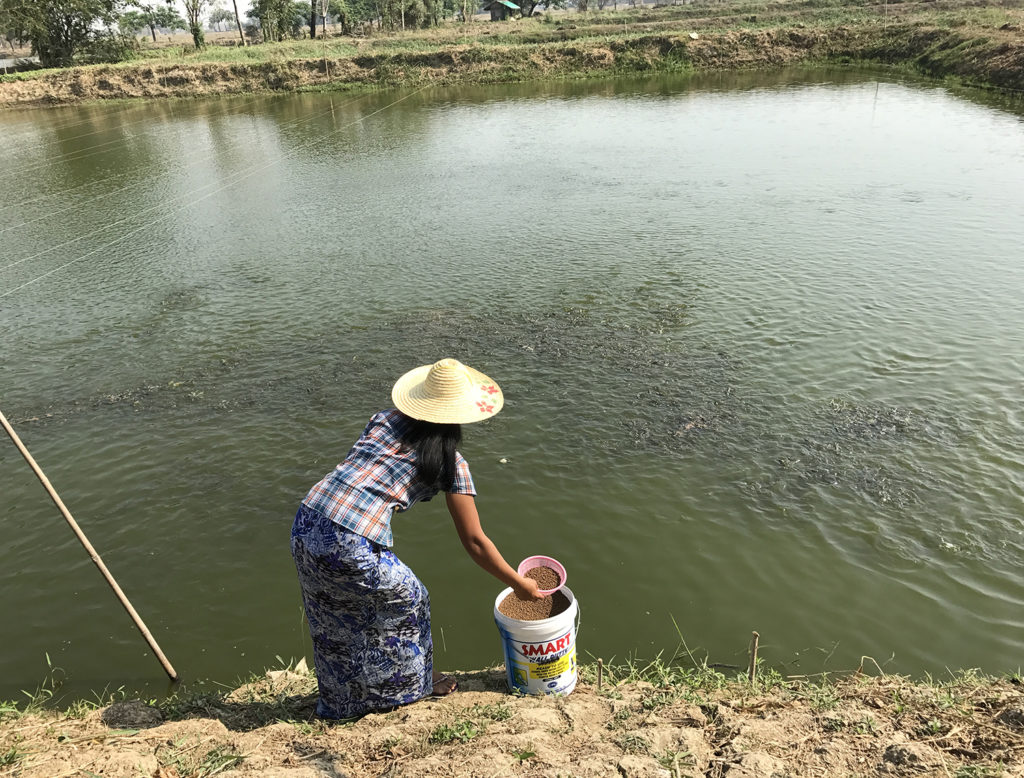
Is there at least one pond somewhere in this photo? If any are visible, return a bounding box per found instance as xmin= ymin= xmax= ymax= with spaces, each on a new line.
xmin=1 ymin=67 xmax=1022 ymax=700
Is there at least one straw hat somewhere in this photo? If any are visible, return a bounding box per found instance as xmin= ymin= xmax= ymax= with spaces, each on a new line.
xmin=391 ymin=358 xmax=503 ymax=424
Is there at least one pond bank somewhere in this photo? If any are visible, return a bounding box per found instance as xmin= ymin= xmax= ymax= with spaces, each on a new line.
xmin=2 ymin=663 xmax=1022 ymax=776
xmin=1 ymin=15 xmax=1022 ymax=107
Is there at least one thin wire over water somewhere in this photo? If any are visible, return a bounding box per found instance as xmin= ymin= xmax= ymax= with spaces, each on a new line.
xmin=0 ymin=87 xmax=429 ymax=295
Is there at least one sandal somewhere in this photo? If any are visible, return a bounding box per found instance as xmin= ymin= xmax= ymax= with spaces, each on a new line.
xmin=430 ymin=673 xmax=458 ymax=697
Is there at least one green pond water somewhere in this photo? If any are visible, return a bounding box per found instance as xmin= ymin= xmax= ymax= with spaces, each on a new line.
xmin=1 ymin=68 xmax=1023 ymax=701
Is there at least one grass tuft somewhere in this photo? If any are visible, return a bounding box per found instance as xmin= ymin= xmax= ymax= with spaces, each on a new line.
xmin=512 ymin=746 xmax=537 ymax=762
xmin=1 ymin=746 xmax=26 ymax=767
xmin=428 ymin=718 xmax=480 ymax=745
xmin=427 ymin=700 xmax=513 ymax=746
xmin=157 ymin=738 xmax=247 ymax=777
xmin=615 ymin=732 xmax=651 ymax=754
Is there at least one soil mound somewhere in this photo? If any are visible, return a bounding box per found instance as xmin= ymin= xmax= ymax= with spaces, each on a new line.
xmin=2 ymin=668 xmax=1021 ymax=777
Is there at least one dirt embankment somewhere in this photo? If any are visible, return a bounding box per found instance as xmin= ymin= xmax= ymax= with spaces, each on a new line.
xmin=1 ymin=23 xmax=1022 ymax=107
xmin=2 ymin=666 xmax=1022 ymax=777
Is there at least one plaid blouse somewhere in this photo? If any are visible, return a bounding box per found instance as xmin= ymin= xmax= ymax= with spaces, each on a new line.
xmin=301 ymin=409 xmax=476 ymax=547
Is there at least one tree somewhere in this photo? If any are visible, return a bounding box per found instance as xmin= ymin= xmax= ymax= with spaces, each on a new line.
xmin=121 ymin=3 xmax=186 ymax=40
xmin=517 ymin=0 xmax=561 ymax=16
xmin=307 ymin=0 xmax=344 ymax=36
xmin=246 ymin=0 xmax=271 ymax=40
xmin=423 ymin=0 xmax=453 ymax=26
xmin=149 ymin=4 xmax=187 ymax=34
xmin=287 ymin=0 xmax=306 ymax=34
xmin=207 ymin=6 xmax=234 ymax=29
xmin=229 ymin=0 xmax=246 ymax=44
xmin=247 ymin=0 xmax=304 ymax=40
xmin=119 ymin=9 xmax=149 ymax=34
xmin=326 ymin=0 xmax=347 ymax=31
xmin=308 ymin=0 xmax=344 ymax=35
xmin=4 ymin=0 xmax=121 ymax=67
xmin=209 ymin=0 xmax=246 ymax=44
xmin=0 ymin=1 xmax=30 ymax=49
xmin=307 ymin=0 xmax=342 ymax=35
xmin=182 ymin=0 xmax=208 ymax=46
xmin=345 ymin=0 xmax=375 ymax=28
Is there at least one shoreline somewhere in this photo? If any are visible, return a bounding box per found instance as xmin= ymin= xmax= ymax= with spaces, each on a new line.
xmin=1 ymin=10 xmax=1022 ymax=107
xmin=2 ymin=661 xmax=1022 ymax=776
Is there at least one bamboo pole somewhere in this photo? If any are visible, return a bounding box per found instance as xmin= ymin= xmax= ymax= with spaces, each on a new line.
xmin=0 ymin=409 xmax=179 ymax=681
xmin=747 ymin=631 xmax=760 ymax=684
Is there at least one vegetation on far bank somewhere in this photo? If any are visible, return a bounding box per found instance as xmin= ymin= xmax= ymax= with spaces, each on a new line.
xmin=2 ymin=656 xmax=1022 ymax=777
xmin=0 ymin=0 xmax=1022 ymax=106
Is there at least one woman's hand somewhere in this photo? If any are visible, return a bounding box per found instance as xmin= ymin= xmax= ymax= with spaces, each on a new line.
xmin=513 ymin=575 xmax=545 ymax=601
xmin=447 ymin=493 xmax=548 ymax=599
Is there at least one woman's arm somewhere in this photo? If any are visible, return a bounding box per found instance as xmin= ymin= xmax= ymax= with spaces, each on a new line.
xmin=446 ymin=492 xmax=544 ymax=600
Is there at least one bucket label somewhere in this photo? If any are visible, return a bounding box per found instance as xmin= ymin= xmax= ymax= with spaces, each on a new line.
xmin=519 ymin=630 xmax=573 ymax=661
xmin=509 ymin=649 xmax=576 ymax=689
xmin=526 ymin=649 xmax=575 ymax=680
xmin=506 ymin=627 xmax=576 ymax=693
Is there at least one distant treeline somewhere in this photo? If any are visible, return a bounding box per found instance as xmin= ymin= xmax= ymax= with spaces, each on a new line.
xmin=0 ymin=0 xmax=568 ymax=68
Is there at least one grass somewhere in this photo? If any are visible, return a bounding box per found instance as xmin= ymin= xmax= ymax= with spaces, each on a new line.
xmin=0 ymin=654 xmax=131 ymax=723
xmin=0 ymin=651 xmax=1021 ymax=778
xmin=0 ymin=746 xmax=26 ymax=767
xmin=427 ymin=701 xmax=514 ymax=745
xmin=0 ymin=702 xmax=20 ymax=720
xmin=579 ymin=647 xmax=732 ymax=707
xmin=511 ymin=746 xmax=537 ymax=762
xmin=375 ymin=734 xmax=402 ymax=756
xmin=658 ymin=748 xmax=693 ymax=768
xmin=610 ymin=707 xmax=633 ymax=728
xmin=803 ymin=680 xmax=842 ymax=711
xmin=154 ymin=657 xmax=321 ymax=730
xmin=2 ymin=0 xmax=1023 ymax=96
xmin=5 ymin=646 xmax=1016 ymax=732
xmin=853 ymin=714 xmax=878 ymax=735
xmin=579 ymin=650 xmax=1022 ymax=777
xmin=428 ymin=718 xmax=480 ymax=744
xmin=640 ymin=690 xmax=677 ymax=710
xmin=823 ymin=717 xmax=846 ymax=732
xmin=157 ymin=738 xmax=246 ymax=777
xmin=583 ymin=640 xmax=1022 ymax=723
xmin=615 ymin=732 xmax=652 ymax=754
xmin=288 ymin=718 xmax=330 ymax=736
xmin=469 ymin=702 xmax=513 ymax=721
xmin=955 ymin=767 xmax=1004 ymax=778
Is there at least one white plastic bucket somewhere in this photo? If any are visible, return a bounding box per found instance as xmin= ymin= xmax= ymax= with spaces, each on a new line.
xmin=493 ymin=585 xmax=579 ymax=696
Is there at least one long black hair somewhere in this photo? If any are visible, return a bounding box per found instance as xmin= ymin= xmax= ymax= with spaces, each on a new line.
xmin=398 ymin=414 xmax=463 ymax=492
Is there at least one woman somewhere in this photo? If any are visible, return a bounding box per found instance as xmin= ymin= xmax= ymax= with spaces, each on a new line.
xmin=291 ymin=358 xmax=543 ymax=719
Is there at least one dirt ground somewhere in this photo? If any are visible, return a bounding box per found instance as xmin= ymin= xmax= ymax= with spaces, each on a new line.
xmin=2 ymin=664 xmax=1022 ymax=777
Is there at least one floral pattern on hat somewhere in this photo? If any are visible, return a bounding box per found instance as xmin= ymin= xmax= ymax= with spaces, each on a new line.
xmin=392 ymin=359 xmax=503 ymax=424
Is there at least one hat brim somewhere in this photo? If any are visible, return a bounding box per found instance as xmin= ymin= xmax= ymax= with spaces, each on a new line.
xmin=392 ymin=363 xmax=504 ymax=424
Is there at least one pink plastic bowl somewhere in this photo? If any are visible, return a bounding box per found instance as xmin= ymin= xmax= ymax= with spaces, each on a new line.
xmin=517 ymin=555 xmax=567 ymax=596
